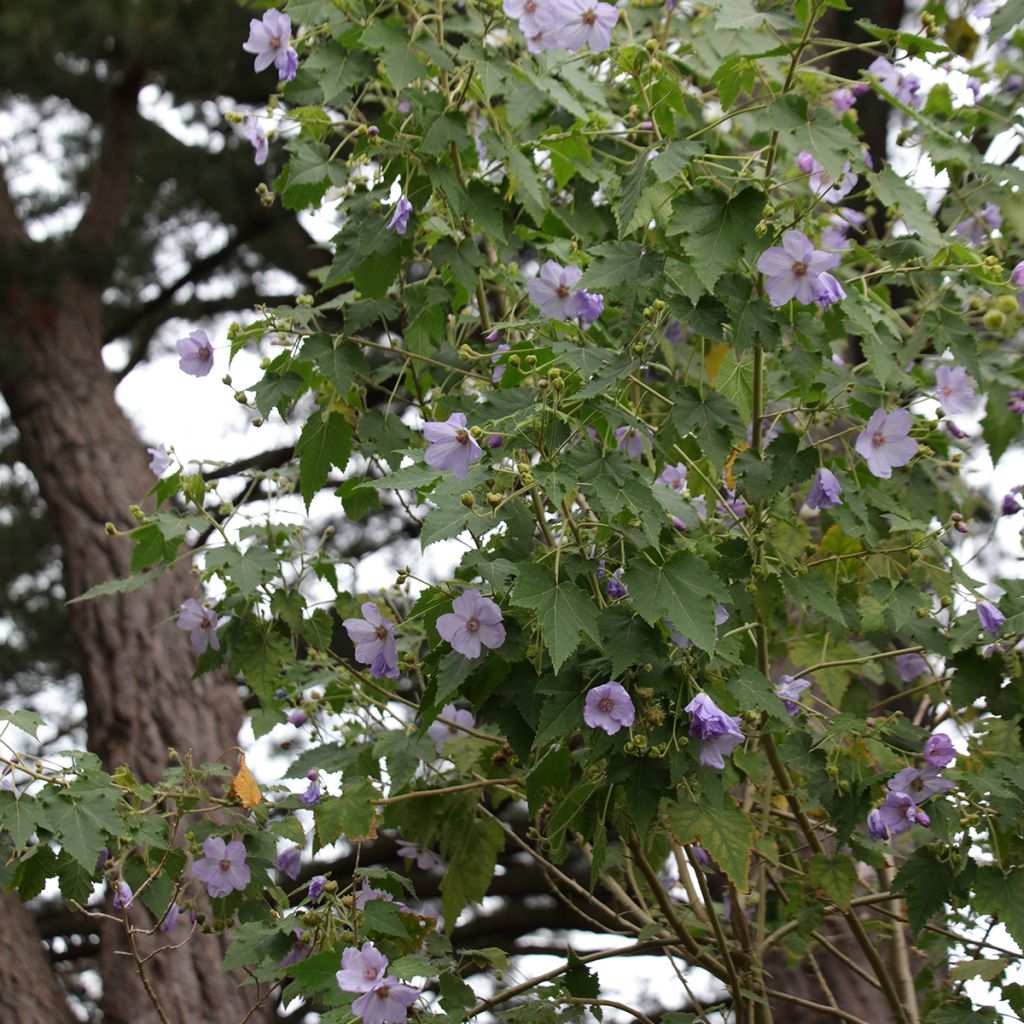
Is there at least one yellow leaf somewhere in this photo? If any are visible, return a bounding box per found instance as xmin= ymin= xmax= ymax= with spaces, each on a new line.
xmin=704 ymin=341 xmax=730 ymax=384
xmin=229 ymin=753 xmax=261 ymax=809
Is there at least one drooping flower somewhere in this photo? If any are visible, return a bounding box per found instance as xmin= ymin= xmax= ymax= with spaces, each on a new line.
xmin=934 ymin=365 xmax=976 ymax=416
xmin=491 ymin=342 xmax=510 ymax=384
xmin=176 ymin=598 xmax=223 ymax=654
xmin=1002 ymin=491 xmax=1022 ymax=516
xmin=893 ymin=652 xmax=928 ymax=682
xmin=1011 ymin=261 xmax=1024 ymax=289
xmin=422 ymin=412 xmax=483 ymax=480
xmin=279 ymin=931 xmax=312 ymax=969
xmin=343 ymin=603 xmax=400 ymax=679
xmin=831 ymin=88 xmax=857 ymax=113
xmin=549 ymin=0 xmax=618 ymax=52
xmin=352 ymin=978 xmax=420 ymax=1024
xmin=952 ymin=202 xmax=1001 ymax=246
xmin=604 ymin=568 xmax=628 ymax=600
xmin=244 ymin=116 xmax=269 ymax=166
xmin=867 ymin=790 xmax=930 ymax=841
xmin=176 ymin=329 xmax=214 ymax=377
xmin=868 ymin=56 xmax=922 ymax=108
xmin=887 ymin=766 xmax=954 ymax=803
xmin=386 ymin=196 xmax=413 ymax=235
xmin=804 ymin=468 xmax=843 ymax=510
xmin=684 ymin=693 xmax=744 ymax=769
xmin=811 ymin=273 xmax=847 ymax=310
xmin=147 ymin=444 xmax=171 ymax=477
xmin=923 ymin=733 xmax=956 ymax=769
xmin=667 ymin=604 xmax=730 ymax=650
xmin=583 ymin=682 xmax=635 ymax=735
xmin=796 ymin=151 xmax=857 ymax=204
xmin=756 ymin=230 xmax=845 ymax=308
xmin=427 ymin=703 xmax=476 ymax=753
xmin=656 ymin=463 xmax=688 ymax=492
xmin=159 ymin=904 xmax=181 ymax=932
xmin=337 ymin=942 xmax=390 ymax=993
xmin=615 ymin=425 xmax=651 ymax=459
xmin=112 ymin=879 xmax=133 ymax=910
xmin=776 ymin=675 xmax=811 ymax=714
xmin=436 ymin=589 xmax=505 ymax=659
xmin=287 ymin=709 xmax=309 ymax=727
xmin=527 ymin=261 xmax=584 ymax=320
xmin=300 ymin=770 xmax=322 ymax=806
xmin=854 ymin=408 xmax=917 ymax=479
xmin=242 ymin=9 xmax=299 ymax=81
xmin=977 ymin=600 xmax=1005 ymax=637
xmin=276 ymin=845 xmax=302 ymax=882
xmin=395 ymin=840 xmax=444 ymax=871
xmin=308 ymin=875 xmax=326 ymax=902
xmin=191 ymin=837 xmax=251 ymax=899
xmin=574 ymin=289 xmax=605 ymax=327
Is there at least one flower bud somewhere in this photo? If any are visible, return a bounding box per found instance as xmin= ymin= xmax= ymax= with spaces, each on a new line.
xmin=984 ymin=308 xmax=1006 ymax=331
xmin=460 ymin=491 xmax=475 ymax=508
xmin=996 ymin=294 xmax=1019 ymax=315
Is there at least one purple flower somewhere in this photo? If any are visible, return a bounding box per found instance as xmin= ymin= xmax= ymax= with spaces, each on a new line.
xmin=337 ymin=941 xmax=390 ymax=993
xmin=386 ymin=196 xmax=413 ymax=235
xmin=355 ymin=880 xmax=396 ymax=911
xmin=147 ymin=444 xmax=171 ymax=476
xmin=491 ymin=342 xmax=510 ymax=384
xmin=887 ymin=766 xmax=954 ymax=803
xmin=527 ymin=261 xmax=584 ymax=320
xmin=868 ymin=57 xmax=922 ymax=109
xmin=176 ymin=329 xmax=214 ymax=377
xmin=279 ymin=934 xmax=312 ymax=969
xmin=352 ymin=979 xmax=420 ymax=1024
xmin=1002 ymin=492 xmax=1022 ymax=516
xmin=934 ymin=365 xmax=975 ymax=416
xmin=604 ymin=568 xmax=628 ymax=599
xmin=776 ymin=675 xmax=811 ymax=714
xmin=831 ymin=88 xmax=857 ymax=112
xmin=343 ymin=603 xmax=399 ymax=679
xmin=242 ymin=9 xmax=298 ymax=81
xmin=867 ymin=791 xmax=929 ymax=841
xmin=923 ymin=733 xmax=956 ymax=768
xmin=667 ymin=604 xmax=729 ymax=650
xmin=276 ymin=845 xmax=302 ymax=881
xmin=811 ymin=272 xmax=847 ymax=310
xmin=796 ymin=151 xmax=857 ymax=204
xmin=967 ymin=77 xmax=982 ymax=102
xmin=427 ymin=703 xmax=476 ymax=753
xmin=855 ymin=408 xmax=917 ymax=479
xmin=422 ymin=412 xmax=483 ymax=480
xmin=550 ymin=0 xmax=618 ymax=52
xmin=437 ymin=589 xmax=505 ymax=658
xmin=176 ymin=598 xmax=223 ymax=654
xmin=656 ymin=463 xmax=688 ymax=492
xmin=756 ymin=230 xmax=844 ymax=308
xmin=159 ymin=904 xmax=181 ymax=932
xmin=977 ymin=600 xmax=1005 ymax=637
xmin=947 ymin=419 xmax=969 ymax=438
xmin=615 ymin=425 xmax=651 ymax=459
xmin=1011 ymin=261 xmax=1024 ymax=288
xmin=583 ymin=681 xmax=635 ymax=735
xmin=191 ymin=837 xmax=251 ymax=899
xmin=573 ymin=289 xmax=604 ymax=327
xmin=685 ymin=693 xmax=744 ymax=769
xmin=244 ymin=117 xmax=269 ymax=166
xmin=805 ymin=468 xmax=843 ymax=510
xmin=308 ymin=875 xmax=326 ymax=902
xmin=287 ymin=709 xmax=309 ymax=727
xmin=894 ymin=652 xmax=928 ymax=682
xmin=112 ymin=879 xmax=133 ymax=910
xmin=300 ymin=770 xmax=322 ymax=806
xmin=952 ymin=203 xmax=1002 ymax=246
xmin=396 ymin=840 xmax=444 ymax=870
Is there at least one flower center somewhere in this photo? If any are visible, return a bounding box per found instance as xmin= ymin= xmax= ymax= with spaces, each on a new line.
xmin=597 ymin=697 xmax=614 ymax=713
xmin=872 ymin=431 xmax=886 ymax=448
xmin=792 ymin=261 xmax=808 ymax=277
xmin=909 ymin=777 xmax=924 ymax=792
xmin=269 ymin=34 xmax=282 ymax=49
xmin=556 ymin=284 xmax=570 ymax=298
xmin=375 ymin=625 xmax=388 ymax=640
xmin=582 ymin=8 xmax=596 ymax=23
xmin=197 ymin=346 xmax=210 ymax=361
xmin=941 ymin=385 xmax=952 ymax=396
xmin=364 ymin=966 xmax=378 ymax=980
xmin=219 ymin=858 xmax=231 ymax=871
xmin=466 ymin=617 xmax=480 ymax=633
xmin=455 ymin=428 xmax=470 ymax=446
xmin=376 ymin=986 xmax=391 ymax=1000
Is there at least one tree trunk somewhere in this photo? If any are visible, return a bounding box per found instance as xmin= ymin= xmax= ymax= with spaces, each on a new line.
xmin=0 ymin=267 xmax=272 ymax=1022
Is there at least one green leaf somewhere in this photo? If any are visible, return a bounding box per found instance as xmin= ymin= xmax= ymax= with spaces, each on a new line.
xmin=667 ymin=187 xmax=763 ymax=293
xmin=361 ymin=22 xmax=431 ymax=89
xmin=296 ymin=412 xmax=353 ymax=510
xmin=0 ymin=791 xmax=43 ymax=849
xmin=440 ymin=816 xmax=503 ymax=929
xmin=808 ymin=854 xmax=856 ymax=908
xmin=511 ymin=564 xmax=601 ymax=672
xmin=664 ymin=791 xmax=753 ymax=890
xmin=974 ymin=866 xmax=1024 ymax=950
xmin=598 ymin=606 xmax=661 ymax=677
xmin=0 ymin=709 xmax=44 ymax=738
xmin=67 ymin=570 xmax=163 ymax=604
xmin=56 ymin=850 xmax=94 ymax=907
xmin=564 ymin=949 xmax=600 ymax=998
xmin=253 ymin=370 xmax=305 ymax=419
xmin=867 ymin=167 xmax=943 ymax=251
xmin=991 ymin=0 xmax=1024 ymax=38
xmin=578 ymin=241 xmax=665 ymax=292
xmin=14 ymin=844 xmax=58 ymax=901
xmin=303 ymin=334 xmax=369 ymax=394
xmin=314 ymin=780 xmax=380 ymax=847
xmin=206 ymin=544 xmax=279 ymax=598
xmin=731 ymin=667 xmax=792 ymax=725
xmin=222 ymin=920 xmax=294 ymax=973
xmin=615 ymin=151 xmax=653 ymax=238
xmin=893 ymin=847 xmax=958 ymax=935
xmin=228 ymin=620 xmax=293 ymax=704
xmin=47 ymin=784 xmax=124 ymax=870
xmin=671 ymin=385 xmax=744 ymax=471
xmin=767 ymin=95 xmax=855 ymax=177
xmin=625 ymin=552 xmax=728 ymax=652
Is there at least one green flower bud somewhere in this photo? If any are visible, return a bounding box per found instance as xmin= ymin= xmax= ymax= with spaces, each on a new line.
xmin=996 ymin=294 xmax=1019 ymax=315
xmin=984 ymin=308 xmax=1006 ymax=331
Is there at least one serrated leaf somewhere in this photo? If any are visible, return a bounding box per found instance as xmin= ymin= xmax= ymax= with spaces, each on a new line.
xmin=578 ymin=241 xmax=665 ymax=292
xmin=974 ymin=866 xmax=1024 ymax=950
xmin=302 ymin=334 xmax=369 ymax=394
xmin=314 ymin=780 xmax=379 ymax=847
xmin=511 ymin=564 xmax=601 ymax=672
xmin=868 ymin=167 xmax=943 ymax=251
xmin=665 ymin=792 xmax=753 ymax=890
xmin=671 ymin=385 xmax=744 ymax=471
xmin=615 ymin=151 xmax=653 ymax=238
xmin=893 ymin=847 xmax=958 ymax=935
xmin=808 ymin=853 xmax=856 ymax=908
xmin=0 ymin=709 xmax=44 ymax=738
xmin=67 ymin=570 xmax=163 ymax=604
xmin=206 ymin=544 xmax=279 ymax=598
xmin=296 ymin=412 xmax=353 ymax=510
xmin=47 ymin=785 xmax=124 ymax=870
xmin=440 ymin=816 xmax=503 ymax=929
xmin=624 ymin=552 xmax=728 ymax=652
xmin=56 ymin=851 xmax=94 ymax=907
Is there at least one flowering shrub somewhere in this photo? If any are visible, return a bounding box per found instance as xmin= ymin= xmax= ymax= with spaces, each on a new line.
xmin=7 ymin=3 xmax=1024 ymax=1023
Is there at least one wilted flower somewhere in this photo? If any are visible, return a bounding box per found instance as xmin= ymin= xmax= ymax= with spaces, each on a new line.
xmin=287 ymin=709 xmax=308 ymax=727
xmin=308 ymin=875 xmax=326 ymax=902
xmin=395 ymin=840 xmax=444 ymax=870
xmin=276 ymin=845 xmax=302 ymax=881
xmin=427 ymin=703 xmax=476 ymax=752
xmin=867 ymin=790 xmax=929 ymax=841
xmin=684 ymin=693 xmax=744 ymax=769
xmin=343 ymin=603 xmax=399 ymax=679
xmin=160 ymin=904 xmax=181 ymax=932
xmin=923 ymin=733 xmax=956 ymax=768
xmin=112 ymin=879 xmax=133 ymax=910
xmin=868 ymin=56 xmax=922 ymax=108
xmin=805 ymin=468 xmax=842 ymax=510
xmin=386 ymin=196 xmax=413 ymax=235
xmin=147 ymin=444 xmax=171 ymax=476
xmin=796 ymin=151 xmax=857 ymax=204
xmin=191 ymin=837 xmax=251 ymax=899
xmin=583 ymin=682 xmax=635 ymax=735
xmin=977 ymin=600 xmax=1005 ymax=637
xmin=615 ymin=425 xmax=651 ymax=459
xmin=244 ymin=117 xmax=269 ymax=165
xmin=855 ymin=408 xmax=917 ymax=479
xmin=604 ymin=568 xmax=628 ymax=600
xmin=776 ymin=675 xmax=811 ymax=714
xmin=1011 ymin=260 xmax=1024 ymax=289
xmin=893 ymin=652 xmax=928 ymax=682
xmin=436 ymin=589 xmax=505 ymax=659
xmin=176 ymin=329 xmax=214 ymax=377
xmin=831 ymin=88 xmax=857 ymax=112
xmin=951 ymin=202 xmax=1001 ymax=245
xmin=574 ymin=289 xmax=604 ymax=327
xmin=300 ymin=770 xmax=322 ymax=806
